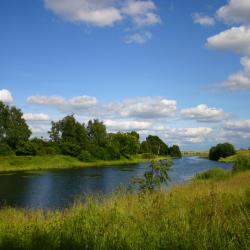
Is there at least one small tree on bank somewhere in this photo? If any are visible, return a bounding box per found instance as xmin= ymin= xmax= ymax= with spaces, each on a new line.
xmin=209 ymin=143 xmax=236 ymax=161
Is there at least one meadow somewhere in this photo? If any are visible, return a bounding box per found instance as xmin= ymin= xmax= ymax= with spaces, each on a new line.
xmin=0 ymin=169 xmax=249 ymax=250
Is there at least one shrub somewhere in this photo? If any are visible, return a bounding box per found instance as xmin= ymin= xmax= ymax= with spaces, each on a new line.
xmin=0 ymin=143 xmax=13 ymax=156
xmin=60 ymin=142 xmax=81 ymax=157
xmin=77 ymin=150 xmax=93 ymax=162
xmin=209 ymin=143 xmax=236 ymax=161
xmin=233 ymin=156 xmax=250 ymax=172
xmin=194 ymin=168 xmax=231 ymax=181
xmin=16 ymin=142 xmax=37 ymax=156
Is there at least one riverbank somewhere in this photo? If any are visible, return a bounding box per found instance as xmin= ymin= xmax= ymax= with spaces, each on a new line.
xmin=219 ymin=150 xmax=250 ymax=163
xmin=0 ymin=170 xmax=249 ymax=249
xmin=0 ymin=155 xmax=169 ymax=173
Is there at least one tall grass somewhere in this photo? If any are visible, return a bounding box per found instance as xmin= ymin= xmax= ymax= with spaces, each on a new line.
xmin=0 ymin=171 xmax=249 ymax=250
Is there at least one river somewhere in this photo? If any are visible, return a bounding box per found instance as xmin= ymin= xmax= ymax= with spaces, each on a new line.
xmin=0 ymin=156 xmax=233 ymax=210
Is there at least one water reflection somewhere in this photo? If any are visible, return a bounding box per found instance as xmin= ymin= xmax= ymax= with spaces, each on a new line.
xmin=0 ymin=157 xmax=232 ymax=209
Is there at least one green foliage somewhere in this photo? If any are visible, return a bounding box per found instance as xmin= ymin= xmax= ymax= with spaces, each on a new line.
xmin=130 ymin=160 xmax=172 ymax=191
xmin=141 ymin=153 xmax=155 ymax=159
xmin=141 ymin=135 xmax=169 ymax=155
xmin=60 ymin=142 xmax=81 ymax=157
xmin=87 ymin=119 xmax=108 ymax=147
xmin=16 ymin=141 xmax=38 ymax=156
xmin=169 ymin=145 xmax=182 ymax=158
xmin=233 ymin=156 xmax=250 ymax=172
xmin=0 ymin=101 xmax=31 ymax=149
xmin=77 ymin=150 xmax=93 ymax=162
xmin=0 ymin=143 xmax=13 ymax=156
xmin=209 ymin=143 xmax=236 ymax=161
xmin=194 ymin=168 xmax=231 ymax=181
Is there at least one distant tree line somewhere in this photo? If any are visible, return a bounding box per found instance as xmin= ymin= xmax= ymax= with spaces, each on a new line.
xmin=0 ymin=101 xmax=182 ymax=161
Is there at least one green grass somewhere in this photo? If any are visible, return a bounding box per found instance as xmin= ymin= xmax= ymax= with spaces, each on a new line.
xmin=194 ymin=167 xmax=232 ymax=181
xmin=219 ymin=150 xmax=250 ymax=163
xmin=0 ymin=155 xmax=169 ymax=173
xmin=0 ymin=171 xmax=249 ymax=249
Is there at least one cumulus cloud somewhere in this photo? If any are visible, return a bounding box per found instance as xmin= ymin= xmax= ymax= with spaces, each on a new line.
xmin=140 ymin=126 xmax=213 ymax=145
xmin=125 ymin=31 xmax=152 ymax=44
xmin=218 ymin=57 xmax=250 ymax=90
xmin=27 ymin=95 xmax=98 ymax=112
xmin=108 ymin=97 xmax=177 ymax=119
xmin=181 ymin=104 xmax=230 ymax=122
xmin=207 ymin=26 xmax=250 ymax=55
xmin=225 ymin=119 xmax=250 ymax=132
xmin=104 ymin=119 xmax=152 ymax=131
xmin=192 ymin=13 xmax=215 ymax=27
xmin=217 ymin=0 xmax=250 ymax=25
xmin=23 ymin=113 xmax=50 ymax=122
xmin=0 ymin=89 xmax=13 ymax=103
xmin=44 ymin=0 xmax=160 ymax=27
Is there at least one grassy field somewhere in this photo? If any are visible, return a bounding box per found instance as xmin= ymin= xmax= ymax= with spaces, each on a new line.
xmin=182 ymin=151 xmax=209 ymax=157
xmin=0 ymin=170 xmax=249 ymax=249
xmin=219 ymin=150 xmax=250 ymax=163
xmin=0 ymin=155 xmax=168 ymax=173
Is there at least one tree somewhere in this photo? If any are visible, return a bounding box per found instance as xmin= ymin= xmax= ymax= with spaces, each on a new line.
xmin=129 ymin=160 xmax=172 ymax=192
xmin=209 ymin=143 xmax=236 ymax=161
xmin=143 ymin=135 xmax=169 ymax=155
xmin=169 ymin=145 xmax=182 ymax=158
xmin=87 ymin=119 xmax=108 ymax=147
xmin=0 ymin=101 xmax=31 ymax=149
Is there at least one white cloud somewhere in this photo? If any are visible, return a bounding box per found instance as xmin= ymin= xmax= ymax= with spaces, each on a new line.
xmin=218 ymin=57 xmax=250 ymax=91
xmin=122 ymin=0 xmax=160 ymax=27
xmin=192 ymin=13 xmax=215 ymax=27
xmin=181 ymin=104 xmax=230 ymax=122
xmin=217 ymin=0 xmax=250 ymax=25
xmin=225 ymin=119 xmax=250 ymax=132
xmin=104 ymin=119 xmax=152 ymax=131
xmin=0 ymin=89 xmax=13 ymax=103
xmin=27 ymin=95 xmax=97 ymax=111
xmin=44 ymin=0 xmax=160 ymax=28
xmin=125 ymin=31 xmax=152 ymax=44
xmin=108 ymin=97 xmax=177 ymax=119
xmin=44 ymin=0 xmax=123 ymax=27
xmin=207 ymin=26 xmax=250 ymax=55
xmin=23 ymin=113 xmax=50 ymax=122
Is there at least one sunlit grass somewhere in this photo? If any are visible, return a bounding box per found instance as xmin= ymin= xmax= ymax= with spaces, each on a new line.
xmin=0 ymin=155 xmax=169 ymax=173
xmin=0 ymin=171 xmax=249 ymax=249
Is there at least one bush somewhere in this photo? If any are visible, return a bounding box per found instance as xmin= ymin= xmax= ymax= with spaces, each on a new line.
xmin=16 ymin=142 xmax=37 ymax=156
xmin=60 ymin=142 xmax=81 ymax=157
xmin=0 ymin=143 xmax=13 ymax=156
xmin=233 ymin=156 xmax=250 ymax=172
xmin=194 ymin=168 xmax=231 ymax=181
xmin=77 ymin=150 xmax=93 ymax=162
xmin=209 ymin=143 xmax=236 ymax=161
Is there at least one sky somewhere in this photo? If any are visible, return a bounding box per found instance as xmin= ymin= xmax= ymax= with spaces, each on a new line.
xmin=0 ymin=0 xmax=250 ymax=150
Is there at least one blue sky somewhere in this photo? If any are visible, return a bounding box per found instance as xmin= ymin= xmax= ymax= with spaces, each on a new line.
xmin=0 ymin=0 xmax=250 ymax=150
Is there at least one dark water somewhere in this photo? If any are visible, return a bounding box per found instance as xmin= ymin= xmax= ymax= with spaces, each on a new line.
xmin=0 ymin=156 xmax=233 ymax=210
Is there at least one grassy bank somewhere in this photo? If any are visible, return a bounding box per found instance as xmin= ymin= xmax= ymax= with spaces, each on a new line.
xmin=0 ymin=155 xmax=168 ymax=173
xmin=219 ymin=149 xmax=250 ymax=163
xmin=0 ymin=170 xmax=249 ymax=249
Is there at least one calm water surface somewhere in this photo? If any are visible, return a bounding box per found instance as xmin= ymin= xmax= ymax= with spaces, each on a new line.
xmin=0 ymin=156 xmax=233 ymax=209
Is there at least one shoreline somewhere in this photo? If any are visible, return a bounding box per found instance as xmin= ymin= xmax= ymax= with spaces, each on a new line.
xmin=0 ymin=155 xmax=170 ymax=173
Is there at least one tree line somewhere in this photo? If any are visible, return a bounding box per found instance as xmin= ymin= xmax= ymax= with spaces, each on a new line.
xmin=0 ymin=101 xmax=182 ymax=161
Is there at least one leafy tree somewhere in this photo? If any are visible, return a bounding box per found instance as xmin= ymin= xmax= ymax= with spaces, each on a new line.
xmin=129 ymin=160 xmax=172 ymax=192
xmin=87 ymin=119 xmax=108 ymax=147
xmin=0 ymin=101 xmax=31 ymax=149
xmin=209 ymin=143 xmax=236 ymax=161
xmin=169 ymin=145 xmax=182 ymax=158
xmin=141 ymin=135 xmax=169 ymax=155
